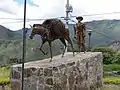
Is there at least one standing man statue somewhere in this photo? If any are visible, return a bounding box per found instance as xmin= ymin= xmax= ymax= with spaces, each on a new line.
xmin=74 ymin=16 xmax=86 ymax=52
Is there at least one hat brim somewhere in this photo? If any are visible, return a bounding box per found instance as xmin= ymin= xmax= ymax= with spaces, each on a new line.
xmin=76 ymin=17 xmax=83 ymax=20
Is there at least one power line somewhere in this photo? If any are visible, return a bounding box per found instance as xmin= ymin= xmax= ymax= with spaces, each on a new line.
xmin=0 ymin=11 xmax=120 ymax=21
xmin=0 ymin=17 xmax=119 ymax=42
xmin=0 ymin=18 xmax=23 ymax=20
xmin=0 ymin=15 xmax=118 ymax=42
xmin=69 ymin=19 xmax=117 ymax=41
xmin=87 ymin=27 xmax=117 ymax=42
xmin=0 ymin=12 xmax=119 ymax=42
xmin=0 ymin=17 xmax=66 ymax=24
xmin=70 ymin=12 xmax=120 ymax=17
xmin=1 ymin=11 xmax=120 ymax=24
xmin=0 ymin=16 xmax=65 ymax=20
xmin=1 ymin=20 xmax=25 ymax=24
xmin=92 ymin=30 xmax=116 ymax=41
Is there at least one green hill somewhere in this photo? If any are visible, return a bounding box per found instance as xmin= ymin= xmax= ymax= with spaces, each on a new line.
xmin=0 ymin=25 xmax=22 ymax=40
xmin=68 ymin=20 xmax=120 ymax=46
xmin=85 ymin=20 xmax=120 ymax=46
xmin=0 ymin=39 xmax=64 ymax=65
xmin=0 ymin=19 xmax=120 ymax=64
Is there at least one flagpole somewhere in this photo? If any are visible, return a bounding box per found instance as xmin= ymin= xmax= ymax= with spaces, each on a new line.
xmin=21 ymin=0 xmax=27 ymax=90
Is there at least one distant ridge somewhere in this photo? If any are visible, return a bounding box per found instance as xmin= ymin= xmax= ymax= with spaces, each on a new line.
xmin=1 ymin=19 xmax=120 ymax=46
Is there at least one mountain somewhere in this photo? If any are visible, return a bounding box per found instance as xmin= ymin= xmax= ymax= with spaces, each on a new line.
xmin=67 ymin=20 xmax=120 ymax=46
xmin=109 ymin=41 xmax=120 ymax=51
xmin=0 ymin=25 xmax=22 ymax=40
xmin=1 ymin=19 xmax=120 ymax=64
xmin=84 ymin=20 xmax=120 ymax=46
xmin=1 ymin=19 xmax=120 ymax=45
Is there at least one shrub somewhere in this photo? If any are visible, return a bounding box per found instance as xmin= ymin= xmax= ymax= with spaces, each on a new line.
xmin=0 ymin=67 xmax=10 ymax=86
xmin=91 ymin=47 xmax=117 ymax=64
xmin=113 ymin=52 xmax=120 ymax=64
xmin=0 ymin=78 xmax=10 ymax=86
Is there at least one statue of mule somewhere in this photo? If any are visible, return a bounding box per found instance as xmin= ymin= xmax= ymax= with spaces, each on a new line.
xmin=29 ymin=19 xmax=74 ymax=62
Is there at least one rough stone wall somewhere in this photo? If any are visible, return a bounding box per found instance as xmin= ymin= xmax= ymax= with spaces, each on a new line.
xmin=10 ymin=52 xmax=103 ymax=90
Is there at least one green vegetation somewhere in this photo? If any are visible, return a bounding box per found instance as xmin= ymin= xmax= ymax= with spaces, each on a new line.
xmin=103 ymin=64 xmax=120 ymax=72
xmin=92 ymin=47 xmax=120 ymax=87
xmin=104 ymin=76 xmax=120 ymax=85
xmin=91 ymin=47 xmax=117 ymax=64
xmin=1 ymin=20 xmax=120 ymax=89
xmin=114 ymin=52 xmax=120 ymax=64
xmin=0 ymin=39 xmax=65 ymax=65
xmin=1 ymin=20 xmax=120 ymax=65
xmin=0 ymin=67 xmax=10 ymax=86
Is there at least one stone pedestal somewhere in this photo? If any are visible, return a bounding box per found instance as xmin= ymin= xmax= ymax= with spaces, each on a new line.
xmin=10 ymin=52 xmax=103 ymax=90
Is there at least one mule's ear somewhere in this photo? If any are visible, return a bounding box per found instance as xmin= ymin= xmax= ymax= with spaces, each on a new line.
xmin=29 ymin=24 xmax=32 ymax=28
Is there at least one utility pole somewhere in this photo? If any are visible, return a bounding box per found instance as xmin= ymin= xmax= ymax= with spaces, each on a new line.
xmin=21 ymin=0 xmax=27 ymax=90
xmin=65 ymin=0 xmax=73 ymax=52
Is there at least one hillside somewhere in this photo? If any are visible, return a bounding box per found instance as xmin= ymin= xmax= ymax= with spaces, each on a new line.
xmin=0 ymin=19 xmax=120 ymax=64
xmin=1 ymin=19 xmax=120 ymax=45
xmin=0 ymin=39 xmax=64 ymax=64
xmin=0 ymin=25 xmax=22 ymax=40
xmin=85 ymin=20 xmax=120 ymax=46
xmin=108 ymin=41 xmax=120 ymax=51
xmin=69 ymin=20 xmax=120 ymax=46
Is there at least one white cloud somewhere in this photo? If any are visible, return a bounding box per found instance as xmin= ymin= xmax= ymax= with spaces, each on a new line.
xmin=0 ymin=0 xmax=120 ymax=30
xmin=0 ymin=0 xmax=19 ymax=14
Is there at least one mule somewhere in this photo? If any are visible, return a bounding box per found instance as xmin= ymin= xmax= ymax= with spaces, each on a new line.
xmin=29 ymin=19 xmax=74 ymax=62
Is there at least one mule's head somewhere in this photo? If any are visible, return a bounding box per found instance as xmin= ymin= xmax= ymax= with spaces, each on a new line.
xmin=29 ymin=24 xmax=43 ymax=39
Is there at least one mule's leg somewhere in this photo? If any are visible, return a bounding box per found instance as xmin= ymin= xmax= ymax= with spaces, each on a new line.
xmin=59 ymin=38 xmax=67 ymax=57
xmin=39 ymin=40 xmax=48 ymax=55
xmin=66 ymin=37 xmax=75 ymax=56
xmin=48 ymin=41 xmax=52 ymax=62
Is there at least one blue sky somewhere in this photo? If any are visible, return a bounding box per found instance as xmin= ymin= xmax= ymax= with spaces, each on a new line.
xmin=15 ymin=0 xmax=24 ymax=4
xmin=16 ymin=0 xmax=38 ymax=6
xmin=15 ymin=0 xmax=33 ymax=4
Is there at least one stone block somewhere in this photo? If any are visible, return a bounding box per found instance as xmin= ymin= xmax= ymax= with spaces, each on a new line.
xmin=10 ymin=52 xmax=103 ymax=90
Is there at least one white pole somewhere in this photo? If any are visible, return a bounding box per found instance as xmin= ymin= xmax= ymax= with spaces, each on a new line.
xmin=65 ymin=0 xmax=69 ymax=52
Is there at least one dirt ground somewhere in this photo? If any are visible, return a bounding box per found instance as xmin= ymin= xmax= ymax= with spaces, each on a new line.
xmin=103 ymin=84 xmax=120 ymax=90
xmin=0 ymin=85 xmax=10 ymax=90
xmin=0 ymin=84 xmax=120 ymax=90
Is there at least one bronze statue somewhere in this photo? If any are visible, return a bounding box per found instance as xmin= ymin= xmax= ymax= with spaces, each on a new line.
xmin=29 ymin=19 xmax=74 ymax=62
xmin=73 ymin=16 xmax=86 ymax=52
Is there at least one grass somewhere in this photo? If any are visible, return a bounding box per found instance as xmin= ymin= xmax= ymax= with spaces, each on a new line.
xmin=103 ymin=64 xmax=120 ymax=72
xmin=103 ymin=64 xmax=120 ymax=85
xmin=0 ymin=67 xmax=10 ymax=85
xmin=103 ymin=64 xmax=120 ymax=77
xmin=104 ymin=76 xmax=120 ymax=84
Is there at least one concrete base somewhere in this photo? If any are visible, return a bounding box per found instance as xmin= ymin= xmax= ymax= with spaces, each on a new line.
xmin=10 ymin=52 xmax=103 ymax=90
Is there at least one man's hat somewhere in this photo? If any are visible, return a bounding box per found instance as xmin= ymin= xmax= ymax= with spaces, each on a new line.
xmin=76 ymin=16 xmax=83 ymax=21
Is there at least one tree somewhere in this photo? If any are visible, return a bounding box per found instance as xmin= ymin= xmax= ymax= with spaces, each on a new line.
xmin=91 ymin=47 xmax=117 ymax=64
xmin=114 ymin=52 xmax=120 ymax=64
